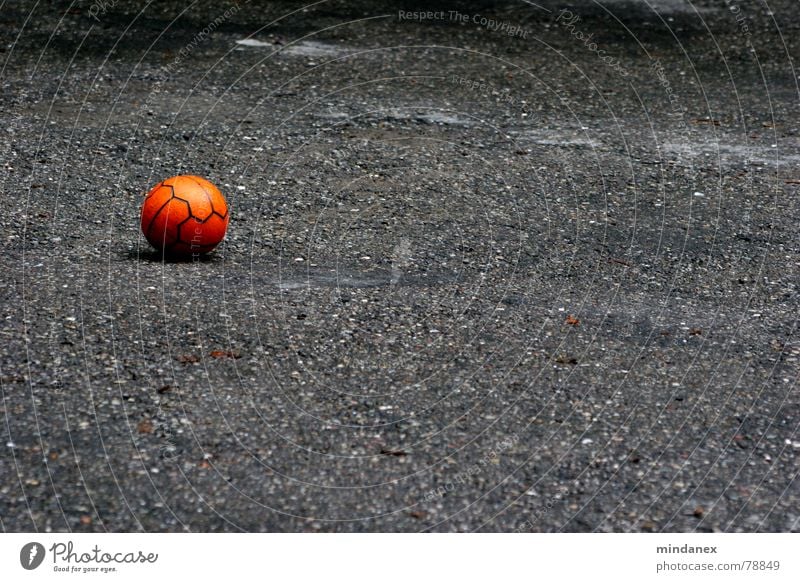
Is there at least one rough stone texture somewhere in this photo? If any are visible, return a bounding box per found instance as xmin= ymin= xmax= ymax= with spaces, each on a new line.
xmin=0 ymin=0 xmax=798 ymax=532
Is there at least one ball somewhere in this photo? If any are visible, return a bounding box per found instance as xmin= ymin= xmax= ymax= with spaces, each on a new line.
xmin=140 ymin=175 xmax=229 ymax=257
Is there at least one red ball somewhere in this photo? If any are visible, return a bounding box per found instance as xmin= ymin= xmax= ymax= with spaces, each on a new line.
xmin=141 ymin=175 xmax=229 ymax=257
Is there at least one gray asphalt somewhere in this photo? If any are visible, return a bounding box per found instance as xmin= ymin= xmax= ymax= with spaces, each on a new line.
xmin=1 ymin=0 xmax=798 ymax=532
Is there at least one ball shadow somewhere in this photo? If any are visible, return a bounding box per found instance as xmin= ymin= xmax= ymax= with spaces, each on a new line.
xmin=124 ymin=248 xmax=217 ymax=264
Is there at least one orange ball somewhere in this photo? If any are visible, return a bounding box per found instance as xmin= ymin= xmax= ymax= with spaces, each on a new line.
xmin=140 ymin=175 xmax=229 ymax=257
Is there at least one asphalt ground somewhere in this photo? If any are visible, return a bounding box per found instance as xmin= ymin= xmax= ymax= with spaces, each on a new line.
xmin=0 ymin=0 xmax=798 ymax=532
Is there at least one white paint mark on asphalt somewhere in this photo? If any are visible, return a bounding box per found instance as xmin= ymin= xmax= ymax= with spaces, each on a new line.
xmin=281 ymin=41 xmax=354 ymax=58
xmin=663 ymin=141 xmax=800 ymax=166
xmin=235 ymin=38 xmax=272 ymax=47
xmin=278 ymin=281 xmax=308 ymax=290
xmin=514 ymin=129 xmax=600 ymax=148
xmin=380 ymin=109 xmax=472 ymax=126
xmin=318 ymin=108 xmax=472 ymax=127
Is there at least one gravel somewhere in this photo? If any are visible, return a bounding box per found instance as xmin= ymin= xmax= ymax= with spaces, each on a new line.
xmin=1 ymin=0 xmax=798 ymax=532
